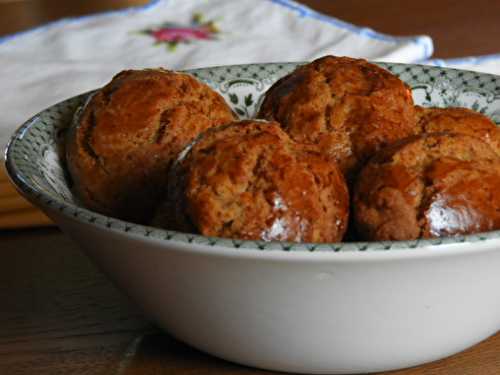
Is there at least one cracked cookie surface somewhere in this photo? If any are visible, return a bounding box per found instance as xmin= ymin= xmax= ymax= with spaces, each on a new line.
xmin=258 ymin=55 xmax=416 ymax=179
xmin=415 ymin=105 xmax=500 ymax=155
xmin=66 ymin=68 xmax=236 ymax=223
xmin=353 ymin=133 xmax=500 ymax=240
xmin=159 ymin=120 xmax=349 ymax=242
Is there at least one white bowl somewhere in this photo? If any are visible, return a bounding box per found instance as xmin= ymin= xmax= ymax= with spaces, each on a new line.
xmin=5 ymin=62 xmax=500 ymax=374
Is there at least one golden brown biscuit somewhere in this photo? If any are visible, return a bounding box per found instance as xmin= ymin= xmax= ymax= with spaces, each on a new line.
xmin=353 ymin=133 xmax=500 ymax=241
xmin=159 ymin=120 xmax=349 ymax=242
xmin=258 ymin=56 xmax=416 ymax=178
xmin=66 ymin=68 xmax=236 ymax=223
xmin=415 ymin=105 xmax=500 ymax=154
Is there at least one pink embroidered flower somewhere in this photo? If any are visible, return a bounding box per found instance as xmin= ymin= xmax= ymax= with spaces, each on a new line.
xmin=140 ymin=13 xmax=220 ymax=51
xmin=152 ymin=27 xmax=213 ymax=42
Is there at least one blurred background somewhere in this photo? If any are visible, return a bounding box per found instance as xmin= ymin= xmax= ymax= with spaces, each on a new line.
xmin=1 ymin=0 xmax=499 ymax=58
xmin=0 ymin=0 xmax=150 ymax=36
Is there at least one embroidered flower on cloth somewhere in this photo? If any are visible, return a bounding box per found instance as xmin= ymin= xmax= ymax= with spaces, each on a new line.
xmin=140 ymin=13 xmax=220 ymax=51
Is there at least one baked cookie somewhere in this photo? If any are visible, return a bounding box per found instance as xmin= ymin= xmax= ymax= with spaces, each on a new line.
xmin=159 ymin=120 xmax=349 ymax=242
xmin=415 ymin=105 xmax=500 ymax=154
xmin=353 ymin=133 xmax=500 ymax=240
xmin=66 ymin=68 xmax=236 ymax=223
xmin=258 ymin=55 xmax=416 ymax=178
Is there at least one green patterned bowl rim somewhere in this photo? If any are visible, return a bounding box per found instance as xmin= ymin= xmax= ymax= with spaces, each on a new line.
xmin=5 ymin=61 xmax=500 ymax=252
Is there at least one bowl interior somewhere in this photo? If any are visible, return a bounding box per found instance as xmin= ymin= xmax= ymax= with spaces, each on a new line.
xmin=5 ymin=62 xmax=500 ymax=252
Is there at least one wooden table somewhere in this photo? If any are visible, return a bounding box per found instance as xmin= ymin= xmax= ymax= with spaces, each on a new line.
xmin=2 ymin=1 xmax=500 ymax=374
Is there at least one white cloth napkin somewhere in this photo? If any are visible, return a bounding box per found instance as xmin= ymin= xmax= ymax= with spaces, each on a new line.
xmin=0 ymin=0 xmax=434 ymax=152
xmin=1 ymin=0 xmax=499 ymax=154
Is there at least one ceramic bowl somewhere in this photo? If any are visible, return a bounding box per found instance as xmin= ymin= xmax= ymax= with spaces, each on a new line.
xmin=5 ymin=62 xmax=500 ymax=374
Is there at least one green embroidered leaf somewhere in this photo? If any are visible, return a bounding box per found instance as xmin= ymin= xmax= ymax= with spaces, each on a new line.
xmin=192 ymin=12 xmax=203 ymax=24
xmin=206 ymin=21 xmax=219 ymax=33
xmin=244 ymin=94 xmax=253 ymax=107
xmin=168 ymin=42 xmax=178 ymax=52
xmin=229 ymin=93 xmax=239 ymax=105
xmin=235 ymin=107 xmax=245 ymax=116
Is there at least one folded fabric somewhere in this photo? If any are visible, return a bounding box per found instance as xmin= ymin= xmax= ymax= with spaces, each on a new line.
xmin=0 ymin=0 xmax=433 ymax=152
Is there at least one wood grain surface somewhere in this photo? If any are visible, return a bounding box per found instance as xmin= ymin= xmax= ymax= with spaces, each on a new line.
xmin=1 ymin=1 xmax=500 ymax=374
xmin=0 ymin=165 xmax=52 ymax=229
